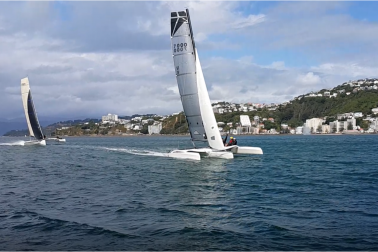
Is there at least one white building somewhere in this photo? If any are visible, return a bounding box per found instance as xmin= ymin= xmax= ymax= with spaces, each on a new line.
xmin=240 ymin=115 xmax=252 ymax=127
xmin=329 ymin=119 xmax=355 ymax=133
xmin=295 ymin=126 xmax=303 ymax=134
xmin=148 ymin=123 xmax=162 ymax=135
xmin=354 ymin=112 xmax=363 ymax=118
xmin=305 ymin=118 xmax=323 ymax=133
xmin=132 ymin=117 xmax=142 ymax=122
xmin=102 ymin=113 xmax=118 ymax=123
xmin=322 ymin=125 xmax=331 ymax=134
xmin=253 ymin=116 xmax=260 ymax=124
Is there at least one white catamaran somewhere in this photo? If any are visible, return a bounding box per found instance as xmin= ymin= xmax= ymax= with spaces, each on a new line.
xmin=21 ymin=77 xmax=46 ymax=146
xmin=168 ymin=9 xmax=263 ymax=160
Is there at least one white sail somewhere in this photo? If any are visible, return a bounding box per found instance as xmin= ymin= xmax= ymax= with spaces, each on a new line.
xmin=171 ymin=10 xmax=207 ymax=143
xmin=168 ymin=9 xmax=263 ymax=160
xmin=20 ymin=77 xmax=45 ymax=140
xmin=195 ymin=50 xmax=225 ymax=150
xmin=171 ymin=9 xmax=225 ymax=150
xmin=21 ymin=77 xmax=34 ymax=137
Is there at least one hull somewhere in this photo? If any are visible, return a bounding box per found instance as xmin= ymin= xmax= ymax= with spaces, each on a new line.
xmin=168 ymin=150 xmax=201 ymax=160
xmin=168 ymin=148 xmax=234 ymax=160
xmin=168 ymin=145 xmax=263 ymax=161
xmin=230 ymin=146 xmax=263 ymax=155
xmin=47 ymin=138 xmax=66 ymax=142
xmin=24 ymin=140 xmax=46 ymax=146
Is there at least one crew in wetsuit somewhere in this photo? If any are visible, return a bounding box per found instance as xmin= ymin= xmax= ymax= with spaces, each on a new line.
xmin=226 ymin=137 xmax=234 ymax=146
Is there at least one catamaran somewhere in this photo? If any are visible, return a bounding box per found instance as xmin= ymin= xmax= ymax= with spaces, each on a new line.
xmin=47 ymin=137 xmax=66 ymax=142
xmin=21 ymin=77 xmax=46 ymax=146
xmin=168 ymin=9 xmax=263 ymax=160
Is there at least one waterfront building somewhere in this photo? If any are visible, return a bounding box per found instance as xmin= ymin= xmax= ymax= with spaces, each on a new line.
xmin=148 ymin=123 xmax=162 ymax=135
xmin=305 ymin=118 xmax=323 ymax=133
xmin=102 ymin=113 xmax=118 ymax=123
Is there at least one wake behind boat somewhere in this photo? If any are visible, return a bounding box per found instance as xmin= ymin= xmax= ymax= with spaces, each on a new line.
xmin=168 ymin=9 xmax=263 ymax=160
xmin=21 ymin=77 xmax=46 ymax=146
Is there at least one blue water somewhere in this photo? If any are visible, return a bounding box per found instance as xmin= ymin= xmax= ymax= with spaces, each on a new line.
xmin=1 ymin=135 xmax=378 ymax=250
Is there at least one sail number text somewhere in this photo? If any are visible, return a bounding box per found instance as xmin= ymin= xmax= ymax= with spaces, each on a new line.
xmin=173 ymin=43 xmax=187 ymax=53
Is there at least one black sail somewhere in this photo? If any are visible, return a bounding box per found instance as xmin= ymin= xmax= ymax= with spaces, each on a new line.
xmin=27 ymin=91 xmax=44 ymax=140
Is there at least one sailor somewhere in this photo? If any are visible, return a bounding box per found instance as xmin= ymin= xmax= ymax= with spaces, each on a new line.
xmin=227 ymin=137 xmax=234 ymax=146
xmin=223 ymin=133 xmax=228 ymax=146
xmin=233 ymin=138 xmax=237 ymax=145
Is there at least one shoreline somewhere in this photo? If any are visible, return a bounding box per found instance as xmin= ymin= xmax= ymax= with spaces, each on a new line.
xmin=3 ymin=132 xmax=377 ymax=138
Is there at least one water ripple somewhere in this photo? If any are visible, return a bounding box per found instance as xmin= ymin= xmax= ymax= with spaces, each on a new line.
xmin=0 ymin=135 xmax=378 ymax=250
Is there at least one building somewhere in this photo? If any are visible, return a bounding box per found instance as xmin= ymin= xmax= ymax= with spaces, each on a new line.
xmin=253 ymin=116 xmax=260 ymax=125
xmin=240 ymin=115 xmax=251 ymax=127
xmin=354 ymin=112 xmax=363 ymax=118
xmin=295 ymin=126 xmax=303 ymax=134
xmin=148 ymin=123 xmax=162 ymax=135
xmin=102 ymin=113 xmax=118 ymax=123
xmin=305 ymin=118 xmax=323 ymax=133
xmin=322 ymin=125 xmax=331 ymax=134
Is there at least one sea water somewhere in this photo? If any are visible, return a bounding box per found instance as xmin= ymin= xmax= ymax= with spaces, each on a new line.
xmin=0 ymin=135 xmax=378 ymax=250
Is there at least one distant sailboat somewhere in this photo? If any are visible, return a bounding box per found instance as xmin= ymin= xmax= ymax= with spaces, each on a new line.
xmin=21 ymin=77 xmax=46 ymax=146
xmin=168 ymin=9 xmax=263 ymax=160
xmin=47 ymin=136 xmax=66 ymax=142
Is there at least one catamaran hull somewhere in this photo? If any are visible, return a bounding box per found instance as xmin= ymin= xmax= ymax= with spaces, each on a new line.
xmin=168 ymin=150 xmax=201 ymax=160
xmin=230 ymin=146 xmax=263 ymax=155
xmin=24 ymin=140 xmax=46 ymax=146
xmin=168 ymin=148 xmax=233 ymax=160
xmin=168 ymin=146 xmax=263 ymax=160
xmin=47 ymin=138 xmax=66 ymax=142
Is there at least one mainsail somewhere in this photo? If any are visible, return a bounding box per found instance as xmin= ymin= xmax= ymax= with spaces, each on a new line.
xmin=21 ymin=77 xmax=44 ymax=140
xmin=171 ymin=9 xmax=225 ymax=150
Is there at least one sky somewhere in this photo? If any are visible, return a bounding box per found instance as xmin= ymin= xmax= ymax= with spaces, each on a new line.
xmin=1 ymin=1 xmax=378 ymax=122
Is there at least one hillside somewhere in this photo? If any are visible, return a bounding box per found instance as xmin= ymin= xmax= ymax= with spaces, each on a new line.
xmin=3 ymin=118 xmax=101 ymax=137
xmin=4 ymin=78 xmax=378 ymax=136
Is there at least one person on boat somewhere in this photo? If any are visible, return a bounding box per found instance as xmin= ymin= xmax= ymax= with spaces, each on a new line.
xmin=226 ymin=137 xmax=234 ymax=146
xmin=233 ymin=138 xmax=237 ymax=145
xmin=223 ymin=133 xmax=228 ymax=146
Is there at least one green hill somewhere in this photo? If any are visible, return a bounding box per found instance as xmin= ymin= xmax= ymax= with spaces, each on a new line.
xmin=4 ymin=79 xmax=378 ymax=136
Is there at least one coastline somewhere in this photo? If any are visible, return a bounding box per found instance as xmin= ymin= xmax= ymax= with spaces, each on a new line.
xmin=48 ymin=132 xmax=378 ymax=138
xmin=4 ymin=132 xmax=377 ymax=138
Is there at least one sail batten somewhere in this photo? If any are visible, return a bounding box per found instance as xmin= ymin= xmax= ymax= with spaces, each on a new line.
xmin=170 ymin=9 xmax=225 ymax=149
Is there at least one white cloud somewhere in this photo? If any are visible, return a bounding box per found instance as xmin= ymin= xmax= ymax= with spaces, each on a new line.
xmin=1 ymin=1 xmax=378 ymax=122
xmin=296 ymin=72 xmax=321 ymax=86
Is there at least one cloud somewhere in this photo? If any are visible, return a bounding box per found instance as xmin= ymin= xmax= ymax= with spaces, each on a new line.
xmin=296 ymin=72 xmax=321 ymax=86
xmin=1 ymin=1 xmax=378 ymax=123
